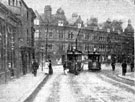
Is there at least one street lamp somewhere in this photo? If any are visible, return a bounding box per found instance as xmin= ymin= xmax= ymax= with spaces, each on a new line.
xmin=41 ymin=46 xmax=44 ymax=71
xmin=44 ymin=19 xmax=49 ymax=61
xmin=46 ymin=23 xmax=48 ymax=60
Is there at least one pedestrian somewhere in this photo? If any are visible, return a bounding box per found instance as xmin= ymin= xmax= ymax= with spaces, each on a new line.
xmin=130 ymin=61 xmax=134 ymax=72
xmin=111 ymin=59 xmax=116 ymax=71
xmin=48 ymin=60 xmax=53 ymax=75
xmin=63 ymin=61 xmax=67 ymax=75
xmin=32 ymin=59 xmax=39 ymax=76
xmin=121 ymin=60 xmax=127 ymax=76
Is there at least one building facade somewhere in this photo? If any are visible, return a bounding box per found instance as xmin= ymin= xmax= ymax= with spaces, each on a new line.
xmin=0 ymin=2 xmax=21 ymax=84
xmin=35 ymin=5 xmax=134 ymax=64
xmin=1 ymin=0 xmax=36 ymax=75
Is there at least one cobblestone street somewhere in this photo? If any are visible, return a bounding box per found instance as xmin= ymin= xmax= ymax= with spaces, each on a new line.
xmin=32 ymin=66 xmax=135 ymax=102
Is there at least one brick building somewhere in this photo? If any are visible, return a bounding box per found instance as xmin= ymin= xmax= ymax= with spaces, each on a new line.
xmin=1 ymin=0 xmax=36 ymax=75
xmin=35 ymin=5 xmax=134 ymax=64
xmin=0 ymin=2 xmax=21 ymax=83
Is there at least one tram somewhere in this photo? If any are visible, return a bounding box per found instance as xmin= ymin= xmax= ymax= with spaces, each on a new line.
xmin=66 ymin=49 xmax=83 ymax=75
xmin=88 ymin=52 xmax=101 ymax=71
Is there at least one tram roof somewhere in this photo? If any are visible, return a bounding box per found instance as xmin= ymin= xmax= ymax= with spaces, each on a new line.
xmin=67 ymin=49 xmax=82 ymax=55
xmin=87 ymin=52 xmax=100 ymax=56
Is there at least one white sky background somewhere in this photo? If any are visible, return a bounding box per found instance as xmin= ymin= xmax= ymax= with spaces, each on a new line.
xmin=25 ymin=0 xmax=135 ymax=28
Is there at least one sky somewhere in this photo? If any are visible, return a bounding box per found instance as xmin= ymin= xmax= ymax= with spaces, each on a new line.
xmin=25 ymin=0 xmax=135 ymax=28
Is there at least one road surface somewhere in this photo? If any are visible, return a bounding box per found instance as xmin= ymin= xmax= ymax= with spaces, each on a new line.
xmin=32 ymin=65 xmax=135 ymax=102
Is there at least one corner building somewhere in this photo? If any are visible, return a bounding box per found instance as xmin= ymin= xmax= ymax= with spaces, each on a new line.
xmin=35 ymin=5 xmax=134 ymax=64
xmin=0 ymin=2 xmax=21 ymax=84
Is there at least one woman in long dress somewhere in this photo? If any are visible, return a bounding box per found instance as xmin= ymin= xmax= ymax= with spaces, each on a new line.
xmin=48 ymin=60 xmax=53 ymax=75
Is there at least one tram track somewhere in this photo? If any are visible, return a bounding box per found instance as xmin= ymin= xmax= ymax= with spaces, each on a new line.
xmin=97 ymin=73 xmax=135 ymax=94
xmin=68 ymin=72 xmax=108 ymax=102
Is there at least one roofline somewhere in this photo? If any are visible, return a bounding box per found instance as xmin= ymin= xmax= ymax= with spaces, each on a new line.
xmin=21 ymin=0 xmax=29 ymax=9
xmin=35 ymin=10 xmax=44 ymax=22
xmin=0 ymin=2 xmax=21 ymax=24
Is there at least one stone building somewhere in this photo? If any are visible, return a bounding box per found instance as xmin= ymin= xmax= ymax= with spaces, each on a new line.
xmin=35 ymin=5 xmax=134 ymax=64
xmin=1 ymin=0 xmax=36 ymax=76
xmin=0 ymin=2 xmax=21 ymax=84
xmin=123 ymin=20 xmax=134 ymax=63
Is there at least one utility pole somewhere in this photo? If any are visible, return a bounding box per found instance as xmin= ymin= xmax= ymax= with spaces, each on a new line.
xmin=46 ymin=23 xmax=48 ymax=61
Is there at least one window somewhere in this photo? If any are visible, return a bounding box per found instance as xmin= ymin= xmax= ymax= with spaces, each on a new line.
xmin=13 ymin=0 xmax=15 ymax=6
xmin=8 ymin=0 xmax=10 ymax=5
xmin=58 ymin=20 xmax=63 ymax=26
xmin=68 ymin=31 xmax=74 ymax=39
xmin=16 ymin=0 xmax=19 ymax=6
xmin=78 ymin=23 xmax=81 ymax=28
xmin=48 ymin=44 xmax=53 ymax=50
xmin=59 ymin=31 xmax=63 ymax=38
xmin=19 ymin=0 xmax=22 ymax=6
xmin=34 ymin=19 xmax=39 ymax=25
xmin=61 ymin=44 xmax=65 ymax=51
xmin=35 ymin=30 xmax=39 ymax=39
xmin=85 ymin=44 xmax=87 ymax=51
xmin=27 ymin=11 xmax=29 ymax=20
xmin=71 ymin=32 xmax=73 ymax=39
xmin=8 ymin=0 xmax=18 ymax=6
xmin=85 ymin=34 xmax=89 ymax=40
xmin=49 ymin=31 xmax=53 ymax=38
xmin=68 ymin=32 xmax=70 ymax=39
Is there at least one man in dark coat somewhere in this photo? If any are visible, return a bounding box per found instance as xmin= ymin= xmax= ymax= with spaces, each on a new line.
xmin=121 ymin=60 xmax=127 ymax=76
xmin=130 ymin=61 xmax=134 ymax=72
xmin=48 ymin=60 xmax=53 ymax=75
xmin=111 ymin=58 xmax=116 ymax=71
xmin=63 ymin=61 xmax=67 ymax=74
xmin=32 ymin=59 xmax=39 ymax=76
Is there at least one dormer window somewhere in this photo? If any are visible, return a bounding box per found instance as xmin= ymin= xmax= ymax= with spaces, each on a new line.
xmin=34 ymin=19 xmax=39 ymax=25
xmin=8 ymin=0 xmax=21 ymax=7
xmin=58 ymin=20 xmax=63 ymax=26
xmin=78 ymin=23 xmax=81 ymax=28
xmin=107 ymin=28 xmax=110 ymax=33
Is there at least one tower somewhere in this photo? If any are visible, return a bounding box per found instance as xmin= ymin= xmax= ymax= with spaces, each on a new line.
xmin=44 ymin=5 xmax=52 ymax=22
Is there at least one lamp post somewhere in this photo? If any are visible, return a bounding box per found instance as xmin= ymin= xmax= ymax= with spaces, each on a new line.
xmin=44 ymin=18 xmax=49 ymax=61
xmin=41 ymin=46 xmax=44 ymax=71
xmin=46 ymin=23 xmax=48 ymax=60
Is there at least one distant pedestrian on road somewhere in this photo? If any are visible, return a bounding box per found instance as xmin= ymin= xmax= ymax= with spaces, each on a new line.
xmin=32 ymin=59 xmax=39 ymax=76
xmin=111 ymin=59 xmax=116 ymax=71
xmin=130 ymin=61 xmax=134 ymax=72
xmin=63 ymin=61 xmax=67 ymax=75
xmin=48 ymin=60 xmax=53 ymax=75
xmin=121 ymin=60 xmax=127 ymax=76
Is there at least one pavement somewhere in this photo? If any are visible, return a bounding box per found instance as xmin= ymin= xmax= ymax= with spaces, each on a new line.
xmin=0 ymin=66 xmax=49 ymax=102
xmin=115 ymin=63 xmax=135 ymax=82
xmin=0 ymin=63 xmax=134 ymax=102
xmin=102 ymin=63 xmax=135 ymax=82
xmin=118 ymin=72 xmax=135 ymax=82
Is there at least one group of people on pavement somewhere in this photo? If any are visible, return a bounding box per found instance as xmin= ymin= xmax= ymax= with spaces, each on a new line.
xmin=111 ymin=58 xmax=134 ymax=76
xmin=31 ymin=59 xmax=53 ymax=76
